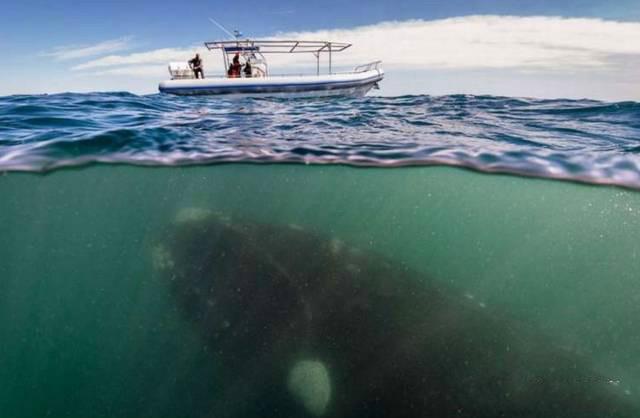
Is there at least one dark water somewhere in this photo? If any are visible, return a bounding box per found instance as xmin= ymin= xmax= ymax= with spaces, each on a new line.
xmin=1 ymin=93 xmax=640 ymax=417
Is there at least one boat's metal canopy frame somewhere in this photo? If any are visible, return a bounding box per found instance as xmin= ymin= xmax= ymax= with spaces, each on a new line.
xmin=204 ymin=40 xmax=352 ymax=75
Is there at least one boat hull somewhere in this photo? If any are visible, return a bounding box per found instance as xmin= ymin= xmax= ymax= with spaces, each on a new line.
xmin=158 ymin=69 xmax=383 ymax=98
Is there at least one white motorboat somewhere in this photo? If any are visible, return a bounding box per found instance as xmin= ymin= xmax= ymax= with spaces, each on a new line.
xmin=159 ymin=39 xmax=383 ymax=98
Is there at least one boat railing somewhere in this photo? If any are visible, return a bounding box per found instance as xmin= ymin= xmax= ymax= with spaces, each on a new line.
xmin=169 ymin=70 xmax=382 ymax=81
xmin=353 ymin=61 xmax=382 ymax=73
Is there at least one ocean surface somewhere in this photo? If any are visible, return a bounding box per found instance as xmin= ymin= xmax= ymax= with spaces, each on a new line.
xmin=1 ymin=92 xmax=640 ymax=417
xmin=3 ymin=92 xmax=640 ymax=188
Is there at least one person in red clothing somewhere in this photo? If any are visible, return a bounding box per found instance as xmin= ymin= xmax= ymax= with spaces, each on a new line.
xmin=227 ymin=53 xmax=242 ymax=78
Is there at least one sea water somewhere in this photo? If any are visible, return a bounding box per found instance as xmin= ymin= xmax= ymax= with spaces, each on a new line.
xmin=1 ymin=93 xmax=640 ymax=417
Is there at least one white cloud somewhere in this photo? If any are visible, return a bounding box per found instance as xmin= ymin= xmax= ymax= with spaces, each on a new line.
xmin=274 ymin=16 xmax=640 ymax=71
xmin=71 ymin=16 xmax=640 ymax=79
xmin=43 ymin=37 xmax=133 ymax=61
xmin=72 ymin=46 xmax=205 ymax=71
xmin=93 ymin=65 xmax=168 ymax=77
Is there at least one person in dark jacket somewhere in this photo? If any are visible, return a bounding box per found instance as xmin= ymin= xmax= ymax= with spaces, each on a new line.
xmin=189 ymin=53 xmax=204 ymax=79
xmin=243 ymin=59 xmax=253 ymax=78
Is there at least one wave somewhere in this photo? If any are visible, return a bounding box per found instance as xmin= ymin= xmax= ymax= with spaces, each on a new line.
xmin=1 ymin=92 xmax=640 ymax=188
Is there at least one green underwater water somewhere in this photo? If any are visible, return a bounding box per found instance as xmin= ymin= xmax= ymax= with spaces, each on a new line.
xmin=1 ymin=164 xmax=640 ymax=417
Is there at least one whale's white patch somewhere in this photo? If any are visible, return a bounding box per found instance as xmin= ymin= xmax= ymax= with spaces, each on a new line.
xmin=174 ymin=207 xmax=213 ymax=224
xmin=329 ymin=238 xmax=344 ymax=255
xmin=151 ymin=244 xmax=174 ymax=271
xmin=287 ymin=359 xmax=331 ymax=416
xmin=346 ymin=263 xmax=361 ymax=275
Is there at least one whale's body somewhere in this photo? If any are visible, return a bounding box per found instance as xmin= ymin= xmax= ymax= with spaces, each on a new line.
xmin=153 ymin=211 xmax=637 ymax=418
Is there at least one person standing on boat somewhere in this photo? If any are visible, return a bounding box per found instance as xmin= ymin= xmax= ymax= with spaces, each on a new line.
xmin=243 ymin=59 xmax=252 ymax=78
xmin=228 ymin=53 xmax=242 ymax=78
xmin=189 ymin=53 xmax=204 ymax=79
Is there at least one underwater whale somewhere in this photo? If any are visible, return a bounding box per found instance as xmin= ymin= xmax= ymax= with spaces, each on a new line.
xmin=152 ymin=209 xmax=638 ymax=418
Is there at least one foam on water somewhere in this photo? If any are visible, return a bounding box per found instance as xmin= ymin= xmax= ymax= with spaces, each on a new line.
xmin=2 ymin=92 xmax=640 ymax=188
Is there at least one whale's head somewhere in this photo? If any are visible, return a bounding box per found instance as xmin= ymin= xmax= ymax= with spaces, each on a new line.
xmin=153 ymin=209 xmax=309 ymax=365
xmin=152 ymin=208 xmax=334 ymax=416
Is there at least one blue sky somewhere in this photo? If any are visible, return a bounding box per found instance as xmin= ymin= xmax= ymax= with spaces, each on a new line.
xmin=2 ymin=0 xmax=640 ymax=99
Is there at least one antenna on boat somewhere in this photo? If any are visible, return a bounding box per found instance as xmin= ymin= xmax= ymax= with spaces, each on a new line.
xmin=208 ymin=17 xmax=236 ymax=40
